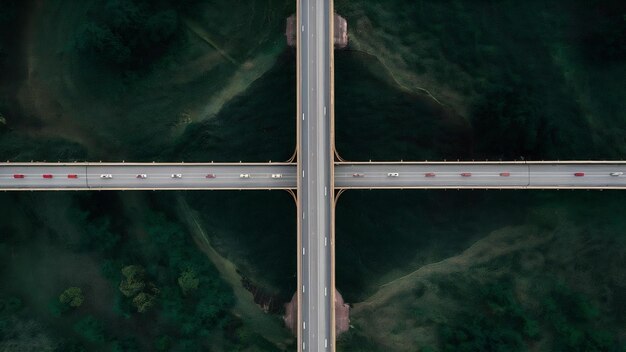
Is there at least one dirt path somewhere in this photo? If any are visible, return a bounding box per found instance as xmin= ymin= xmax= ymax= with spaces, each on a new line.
xmin=175 ymin=195 xmax=293 ymax=348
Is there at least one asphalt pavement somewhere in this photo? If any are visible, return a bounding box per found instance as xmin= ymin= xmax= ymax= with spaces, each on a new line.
xmin=3 ymin=163 xmax=626 ymax=190
xmin=298 ymin=0 xmax=333 ymax=350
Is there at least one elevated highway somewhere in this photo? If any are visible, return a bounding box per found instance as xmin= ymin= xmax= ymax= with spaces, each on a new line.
xmin=0 ymin=163 xmax=295 ymax=190
xmin=3 ymin=162 xmax=626 ymax=191
xmin=335 ymin=161 xmax=626 ymax=189
xmin=297 ymin=0 xmax=334 ymax=350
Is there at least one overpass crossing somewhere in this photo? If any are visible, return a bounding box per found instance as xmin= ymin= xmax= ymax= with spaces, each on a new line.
xmin=3 ymin=0 xmax=625 ymax=350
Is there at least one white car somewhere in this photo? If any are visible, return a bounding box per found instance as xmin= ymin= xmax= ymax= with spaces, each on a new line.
xmin=171 ymin=174 xmax=182 ymax=178
xmin=271 ymin=174 xmax=283 ymax=178
xmin=136 ymin=174 xmax=147 ymax=179
xmin=100 ymin=174 xmax=113 ymax=179
xmin=610 ymin=172 xmax=623 ymax=176
xmin=240 ymin=174 xmax=250 ymax=178
xmin=387 ymin=172 xmax=399 ymax=177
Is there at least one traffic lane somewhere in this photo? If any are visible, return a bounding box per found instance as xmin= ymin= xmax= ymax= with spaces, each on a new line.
xmin=334 ymin=164 xmax=529 ymax=188
xmin=0 ymin=165 xmax=87 ymax=189
xmin=324 ymin=0 xmax=333 ymax=347
xmin=320 ymin=0 xmax=332 ymax=348
xmin=87 ymin=165 xmax=296 ymax=189
xmin=299 ymin=0 xmax=312 ymax=350
xmin=529 ymin=164 xmax=626 ymax=187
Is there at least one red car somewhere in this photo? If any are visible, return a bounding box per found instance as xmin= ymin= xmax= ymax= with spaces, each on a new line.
xmin=67 ymin=174 xmax=78 ymax=179
xmin=205 ymin=174 xmax=216 ymax=178
xmin=42 ymin=174 xmax=53 ymax=179
xmin=13 ymin=174 xmax=25 ymax=179
xmin=425 ymin=172 xmax=436 ymax=177
xmin=461 ymin=172 xmax=472 ymax=177
xmin=500 ymin=172 xmax=511 ymax=177
xmin=574 ymin=172 xmax=585 ymax=177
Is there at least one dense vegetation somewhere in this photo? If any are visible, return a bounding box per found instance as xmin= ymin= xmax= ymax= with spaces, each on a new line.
xmin=335 ymin=0 xmax=626 ymax=161
xmin=434 ymin=277 xmax=622 ymax=352
xmin=0 ymin=192 xmax=284 ymax=351
xmin=75 ymin=0 xmax=185 ymax=70
xmin=0 ymin=1 xmax=18 ymax=66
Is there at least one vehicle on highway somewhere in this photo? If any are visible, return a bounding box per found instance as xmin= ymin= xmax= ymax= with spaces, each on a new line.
xmin=43 ymin=174 xmax=53 ymax=179
xmin=171 ymin=174 xmax=182 ymax=178
xmin=387 ymin=172 xmax=399 ymax=177
xmin=136 ymin=174 xmax=147 ymax=179
xmin=574 ymin=172 xmax=585 ymax=177
xmin=271 ymin=174 xmax=283 ymax=178
xmin=500 ymin=172 xmax=511 ymax=177
xmin=424 ymin=172 xmax=436 ymax=177
xmin=610 ymin=172 xmax=623 ymax=176
xmin=67 ymin=174 xmax=78 ymax=179
xmin=205 ymin=174 xmax=216 ymax=178
xmin=353 ymin=173 xmax=365 ymax=177
xmin=100 ymin=174 xmax=113 ymax=179
xmin=13 ymin=174 xmax=24 ymax=179
xmin=240 ymin=174 xmax=250 ymax=178
xmin=461 ymin=172 xmax=472 ymax=177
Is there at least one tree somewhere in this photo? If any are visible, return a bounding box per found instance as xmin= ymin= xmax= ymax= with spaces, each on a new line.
xmin=177 ymin=269 xmax=199 ymax=296
xmin=59 ymin=287 xmax=84 ymax=308
xmin=119 ymin=265 xmax=146 ymax=297
xmin=132 ymin=292 xmax=157 ymax=313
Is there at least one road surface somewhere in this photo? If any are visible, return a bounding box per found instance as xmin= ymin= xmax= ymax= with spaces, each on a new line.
xmin=4 ymin=162 xmax=626 ymax=190
xmin=0 ymin=163 xmax=295 ymax=190
xmin=297 ymin=0 xmax=334 ymax=350
xmin=334 ymin=162 xmax=626 ymax=189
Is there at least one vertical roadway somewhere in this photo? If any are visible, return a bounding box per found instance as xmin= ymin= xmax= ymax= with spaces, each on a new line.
xmin=297 ymin=0 xmax=333 ymax=351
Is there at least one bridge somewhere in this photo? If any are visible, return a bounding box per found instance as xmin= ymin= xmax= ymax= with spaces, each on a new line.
xmin=2 ymin=161 xmax=626 ymax=191
xmin=2 ymin=0 xmax=625 ymax=351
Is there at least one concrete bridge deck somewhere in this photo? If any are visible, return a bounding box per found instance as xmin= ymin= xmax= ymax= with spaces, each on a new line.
xmin=2 ymin=161 xmax=626 ymax=191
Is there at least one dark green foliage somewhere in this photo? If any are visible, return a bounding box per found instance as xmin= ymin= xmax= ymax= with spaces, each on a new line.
xmin=542 ymin=284 xmax=619 ymax=351
xmin=440 ymin=317 xmax=525 ymax=352
xmin=167 ymin=52 xmax=296 ymax=162
xmin=73 ymin=315 xmax=106 ymax=344
xmin=335 ymin=0 xmax=624 ymax=161
xmin=118 ymin=265 xmax=159 ymax=313
xmin=177 ymin=269 xmax=199 ymax=296
xmin=53 ymin=339 xmax=87 ymax=352
xmin=0 ymin=296 xmax=22 ymax=314
xmin=471 ymin=85 xmax=554 ymax=159
xmin=119 ymin=265 xmax=147 ymax=297
xmin=76 ymin=0 xmax=180 ymax=70
xmin=59 ymin=287 xmax=85 ymax=308
xmin=154 ymin=335 xmax=172 ymax=351
xmin=438 ymin=280 xmax=533 ymax=352
xmin=136 ymin=209 xmax=235 ymax=341
xmin=436 ymin=278 xmax=622 ymax=351
xmin=335 ymin=50 xmax=470 ymax=161
xmin=0 ymin=1 xmax=17 ymax=64
xmin=576 ymin=1 xmax=626 ymax=64
xmin=71 ymin=193 xmax=238 ymax=348
xmin=110 ymin=337 xmax=139 ymax=352
xmin=0 ymin=132 xmax=88 ymax=161
xmin=49 ymin=298 xmax=69 ymax=317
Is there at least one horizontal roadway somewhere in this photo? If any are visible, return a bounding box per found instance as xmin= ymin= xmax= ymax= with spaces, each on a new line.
xmin=3 ymin=162 xmax=626 ymax=190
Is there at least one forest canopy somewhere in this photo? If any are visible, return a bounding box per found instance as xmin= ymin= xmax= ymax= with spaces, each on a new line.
xmin=75 ymin=0 xmax=183 ymax=70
